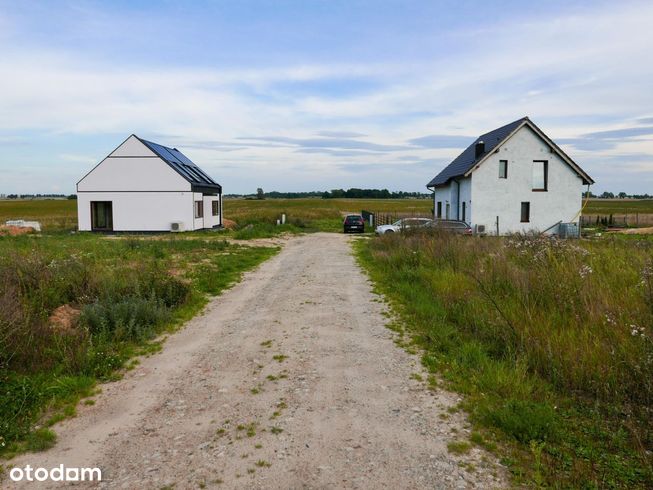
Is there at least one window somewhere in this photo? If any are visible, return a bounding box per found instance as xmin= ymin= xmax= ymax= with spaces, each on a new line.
xmin=195 ymin=201 xmax=203 ymax=218
xmin=436 ymin=201 xmax=442 ymax=218
xmin=533 ymin=160 xmax=548 ymax=191
xmin=445 ymin=203 xmax=450 ymax=219
xmin=499 ymin=160 xmax=508 ymax=179
xmin=90 ymin=201 xmax=113 ymax=231
xmin=212 ymin=200 xmax=219 ymax=216
xmin=462 ymin=202 xmax=466 ymax=222
xmin=521 ymin=202 xmax=530 ymax=223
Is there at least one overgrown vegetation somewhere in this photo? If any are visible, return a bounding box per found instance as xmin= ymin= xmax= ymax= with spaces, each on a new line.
xmin=0 ymin=233 xmax=278 ymax=456
xmin=356 ymin=231 xmax=653 ymax=488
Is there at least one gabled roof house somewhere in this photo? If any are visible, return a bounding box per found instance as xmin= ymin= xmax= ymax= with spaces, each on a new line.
xmin=77 ymin=135 xmax=222 ymax=232
xmin=426 ymin=117 xmax=594 ymax=235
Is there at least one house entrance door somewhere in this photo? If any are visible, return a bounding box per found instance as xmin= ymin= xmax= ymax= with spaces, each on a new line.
xmin=91 ymin=201 xmax=113 ymax=231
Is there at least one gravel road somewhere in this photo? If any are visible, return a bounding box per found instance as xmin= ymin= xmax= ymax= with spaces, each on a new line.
xmin=9 ymin=233 xmax=506 ymax=489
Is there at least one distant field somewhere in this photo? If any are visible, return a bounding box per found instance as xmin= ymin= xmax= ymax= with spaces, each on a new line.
xmin=2 ymin=198 xmax=653 ymax=232
xmin=585 ymin=198 xmax=653 ymax=214
xmin=225 ymin=198 xmax=433 ymax=231
xmin=0 ymin=199 xmax=77 ymax=231
xmin=0 ymin=198 xmax=433 ymax=232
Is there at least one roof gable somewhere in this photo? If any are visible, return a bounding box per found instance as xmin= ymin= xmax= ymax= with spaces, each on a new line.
xmin=426 ymin=117 xmax=594 ymax=187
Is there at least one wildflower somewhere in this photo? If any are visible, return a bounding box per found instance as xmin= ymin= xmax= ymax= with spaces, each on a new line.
xmin=579 ymin=265 xmax=593 ymax=278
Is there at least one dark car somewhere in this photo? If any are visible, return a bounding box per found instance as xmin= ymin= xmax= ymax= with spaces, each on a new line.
xmin=423 ymin=219 xmax=473 ymax=235
xmin=343 ymin=214 xmax=365 ymax=233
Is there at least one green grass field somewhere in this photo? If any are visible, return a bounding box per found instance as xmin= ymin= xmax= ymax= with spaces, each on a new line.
xmin=1 ymin=198 xmax=652 ymax=233
xmin=585 ymin=199 xmax=653 ymax=215
xmin=356 ymin=231 xmax=653 ymax=488
xmin=0 ymin=234 xmax=278 ymax=456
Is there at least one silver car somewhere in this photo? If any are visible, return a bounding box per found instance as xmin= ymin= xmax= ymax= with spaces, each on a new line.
xmin=375 ymin=217 xmax=433 ymax=235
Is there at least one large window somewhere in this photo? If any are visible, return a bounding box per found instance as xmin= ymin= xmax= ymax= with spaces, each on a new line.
xmin=533 ymin=160 xmax=548 ymax=191
xmin=521 ymin=202 xmax=530 ymax=223
xmin=212 ymin=200 xmax=219 ymax=216
xmin=90 ymin=201 xmax=113 ymax=231
xmin=499 ymin=160 xmax=508 ymax=179
xmin=436 ymin=201 xmax=442 ymax=218
xmin=195 ymin=201 xmax=203 ymax=218
xmin=445 ymin=203 xmax=450 ymax=219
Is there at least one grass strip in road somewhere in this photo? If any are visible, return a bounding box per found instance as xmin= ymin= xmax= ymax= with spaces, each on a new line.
xmin=354 ymin=231 xmax=653 ymax=488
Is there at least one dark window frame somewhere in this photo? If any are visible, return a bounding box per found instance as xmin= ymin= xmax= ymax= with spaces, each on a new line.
xmin=532 ymin=160 xmax=548 ymax=191
xmin=90 ymin=201 xmax=113 ymax=231
xmin=212 ymin=200 xmax=219 ymax=216
xmin=521 ymin=202 xmax=530 ymax=223
xmin=195 ymin=200 xmax=204 ymax=219
xmin=436 ymin=201 xmax=442 ymax=218
xmin=461 ymin=201 xmax=466 ymax=222
xmin=499 ymin=160 xmax=508 ymax=179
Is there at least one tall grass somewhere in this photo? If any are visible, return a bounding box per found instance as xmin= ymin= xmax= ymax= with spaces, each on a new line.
xmin=0 ymin=233 xmax=278 ymax=455
xmin=356 ymin=231 xmax=653 ymax=488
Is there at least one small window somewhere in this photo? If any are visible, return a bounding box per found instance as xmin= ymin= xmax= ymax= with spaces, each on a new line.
xmin=461 ymin=202 xmax=466 ymax=221
xmin=445 ymin=203 xmax=450 ymax=219
xmin=499 ymin=160 xmax=508 ymax=179
xmin=521 ymin=202 xmax=530 ymax=223
xmin=436 ymin=201 xmax=442 ymax=218
xmin=212 ymin=201 xmax=219 ymax=216
xmin=533 ymin=160 xmax=548 ymax=191
xmin=195 ymin=201 xmax=203 ymax=218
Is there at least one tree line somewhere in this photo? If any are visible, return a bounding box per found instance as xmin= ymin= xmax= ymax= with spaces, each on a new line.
xmin=587 ymin=191 xmax=652 ymax=199
xmin=224 ymin=188 xmax=430 ymax=199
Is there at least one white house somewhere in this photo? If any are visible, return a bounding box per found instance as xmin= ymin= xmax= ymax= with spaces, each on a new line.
xmin=426 ymin=117 xmax=594 ymax=235
xmin=77 ymin=135 xmax=222 ymax=232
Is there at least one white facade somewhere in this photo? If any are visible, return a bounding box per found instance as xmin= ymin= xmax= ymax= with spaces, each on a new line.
xmin=77 ymin=135 xmax=222 ymax=232
xmin=431 ymin=123 xmax=591 ymax=235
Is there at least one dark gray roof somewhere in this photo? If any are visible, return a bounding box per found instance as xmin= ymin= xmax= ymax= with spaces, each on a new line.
xmin=427 ymin=117 xmax=594 ymax=187
xmin=136 ymin=135 xmax=222 ymax=192
xmin=427 ymin=117 xmax=528 ymax=188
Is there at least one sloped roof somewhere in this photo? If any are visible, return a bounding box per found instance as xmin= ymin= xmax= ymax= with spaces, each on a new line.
xmin=136 ymin=136 xmax=222 ymax=192
xmin=426 ymin=117 xmax=593 ymax=188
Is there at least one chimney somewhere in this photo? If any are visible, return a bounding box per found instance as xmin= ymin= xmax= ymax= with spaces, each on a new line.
xmin=475 ymin=140 xmax=485 ymax=158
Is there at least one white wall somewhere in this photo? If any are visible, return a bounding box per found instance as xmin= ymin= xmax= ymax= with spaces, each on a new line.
xmin=203 ymin=195 xmax=221 ymax=228
xmin=432 ymin=176 xmax=471 ymax=222
xmin=78 ymin=156 xmax=190 ymax=192
xmin=77 ymin=192 xmax=194 ymax=231
xmin=470 ymin=125 xmax=584 ymax=235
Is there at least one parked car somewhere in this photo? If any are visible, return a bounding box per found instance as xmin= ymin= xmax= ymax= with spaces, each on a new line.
xmin=343 ymin=214 xmax=365 ymax=233
xmin=423 ymin=219 xmax=473 ymax=235
xmin=375 ymin=217 xmax=432 ymax=235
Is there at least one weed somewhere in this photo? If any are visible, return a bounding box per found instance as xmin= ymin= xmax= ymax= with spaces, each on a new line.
xmin=272 ymin=354 xmax=288 ymax=363
xmin=255 ymin=460 xmax=271 ymax=468
xmin=270 ymin=426 xmax=283 ymax=435
xmin=260 ymin=340 xmax=273 ymax=348
xmin=447 ymin=441 xmax=472 ymax=455
xmin=25 ymin=428 xmax=57 ymax=452
xmin=355 ymin=232 xmax=653 ymax=487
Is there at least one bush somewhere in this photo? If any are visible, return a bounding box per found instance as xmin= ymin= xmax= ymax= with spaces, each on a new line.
xmin=79 ymin=296 xmax=170 ymax=342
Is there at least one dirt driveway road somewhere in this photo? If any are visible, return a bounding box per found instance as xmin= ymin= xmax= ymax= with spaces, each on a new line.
xmin=10 ymin=233 xmax=505 ymax=489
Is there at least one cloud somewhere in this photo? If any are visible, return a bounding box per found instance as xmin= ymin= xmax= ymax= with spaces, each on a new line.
xmin=317 ymin=130 xmax=368 ymax=138
xmin=409 ymin=134 xmax=473 ymax=149
xmin=236 ymin=136 xmax=412 ymax=152
xmin=1 ymin=1 xmax=653 ymax=194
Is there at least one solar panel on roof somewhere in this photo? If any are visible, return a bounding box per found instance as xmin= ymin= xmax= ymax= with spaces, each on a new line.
xmin=137 ymin=136 xmax=221 ymax=188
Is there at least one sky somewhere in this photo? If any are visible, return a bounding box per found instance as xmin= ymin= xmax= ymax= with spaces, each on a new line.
xmin=1 ymin=0 xmax=652 ymax=195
